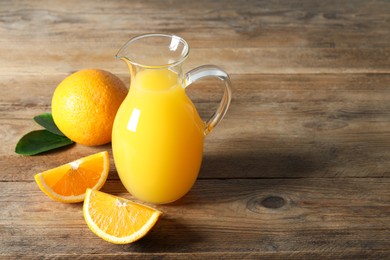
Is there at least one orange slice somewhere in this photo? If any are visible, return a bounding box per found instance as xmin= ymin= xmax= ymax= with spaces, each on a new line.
xmin=34 ymin=151 xmax=109 ymax=203
xmin=83 ymin=189 xmax=162 ymax=244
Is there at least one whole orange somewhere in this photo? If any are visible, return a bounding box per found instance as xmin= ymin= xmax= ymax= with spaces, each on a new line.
xmin=51 ymin=69 xmax=128 ymax=146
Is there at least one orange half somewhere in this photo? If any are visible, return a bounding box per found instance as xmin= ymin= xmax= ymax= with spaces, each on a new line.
xmin=83 ymin=189 xmax=162 ymax=244
xmin=34 ymin=151 xmax=109 ymax=203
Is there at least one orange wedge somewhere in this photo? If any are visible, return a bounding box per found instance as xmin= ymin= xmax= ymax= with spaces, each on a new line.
xmin=83 ymin=189 xmax=162 ymax=244
xmin=34 ymin=151 xmax=109 ymax=203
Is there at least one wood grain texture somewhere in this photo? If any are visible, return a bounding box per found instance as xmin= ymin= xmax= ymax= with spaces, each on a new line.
xmin=1 ymin=179 xmax=389 ymax=258
xmin=1 ymin=0 xmax=389 ymax=48
xmin=1 ymin=0 xmax=389 ymax=75
xmin=2 ymin=74 xmax=390 ymax=179
xmin=1 ymin=0 xmax=390 ymax=258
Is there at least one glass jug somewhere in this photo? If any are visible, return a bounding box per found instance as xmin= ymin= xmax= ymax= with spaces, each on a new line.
xmin=112 ymin=34 xmax=232 ymax=204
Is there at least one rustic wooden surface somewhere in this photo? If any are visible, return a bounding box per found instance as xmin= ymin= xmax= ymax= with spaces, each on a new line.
xmin=1 ymin=0 xmax=390 ymax=258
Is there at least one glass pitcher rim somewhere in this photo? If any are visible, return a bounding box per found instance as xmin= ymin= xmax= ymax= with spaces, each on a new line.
xmin=115 ymin=33 xmax=190 ymax=69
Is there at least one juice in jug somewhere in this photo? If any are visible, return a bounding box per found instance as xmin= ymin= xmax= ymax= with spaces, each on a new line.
xmin=112 ymin=68 xmax=205 ymax=204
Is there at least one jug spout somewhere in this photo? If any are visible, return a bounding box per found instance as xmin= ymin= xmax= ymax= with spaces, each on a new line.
xmin=115 ymin=34 xmax=189 ymax=69
xmin=115 ymin=44 xmax=134 ymax=64
xmin=115 ymin=45 xmax=138 ymax=82
xmin=115 ymin=42 xmax=129 ymax=63
xmin=116 ymin=34 xmax=190 ymax=87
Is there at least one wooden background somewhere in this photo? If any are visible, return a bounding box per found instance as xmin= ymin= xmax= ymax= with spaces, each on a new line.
xmin=1 ymin=0 xmax=389 ymax=258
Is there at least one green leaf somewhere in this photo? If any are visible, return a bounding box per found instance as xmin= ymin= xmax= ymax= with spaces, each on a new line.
xmin=15 ymin=130 xmax=74 ymax=156
xmin=33 ymin=113 xmax=65 ymax=136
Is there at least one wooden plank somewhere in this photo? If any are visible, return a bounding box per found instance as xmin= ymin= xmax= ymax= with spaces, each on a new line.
xmin=2 ymin=252 xmax=388 ymax=260
xmin=1 ymin=44 xmax=389 ymax=75
xmin=1 ymin=179 xmax=389 ymax=257
xmin=1 ymin=0 xmax=389 ymax=49
xmin=3 ymin=73 xmax=390 ymax=111
xmin=2 ymin=74 xmax=390 ymax=180
xmin=1 ymin=0 xmax=390 ymax=76
xmin=3 ymin=119 xmax=390 ymax=181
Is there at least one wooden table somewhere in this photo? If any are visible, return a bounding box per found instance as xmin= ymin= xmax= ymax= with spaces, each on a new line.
xmin=1 ymin=0 xmax=389 ymax=258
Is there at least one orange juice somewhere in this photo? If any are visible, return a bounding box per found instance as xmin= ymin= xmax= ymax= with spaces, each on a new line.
xmin=112 ymin=69 xmax=205 ymax=204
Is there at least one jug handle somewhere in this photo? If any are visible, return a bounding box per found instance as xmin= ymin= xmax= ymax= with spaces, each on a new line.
xmin=184 ymin=65 xmax=232 ymax=136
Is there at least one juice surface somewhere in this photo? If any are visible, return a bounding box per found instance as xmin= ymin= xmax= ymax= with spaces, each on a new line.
xmin=112 ymin=68 xmax=205 ymax=204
